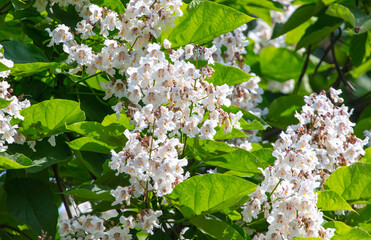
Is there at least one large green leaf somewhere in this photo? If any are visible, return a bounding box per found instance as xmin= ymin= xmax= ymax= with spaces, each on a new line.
xmin=324 ymin=162 xmax=371 ymax=204
xmin=272 ymin=1 xmax=324 ymax=39
xmin=190 ymin=215 xmax=244 ymax=240
xmin=6 ymin=136 xmax=72 ymax=173
xmin=296 ymin=15 xmax=343 ymax=49
xmin=204 ymin=148 xmax=268 ymax=173
xmin=5 ymin=178 xmax=58 ymax=236
xmin=0 ymin=154 xmax=33 ymax=170
xmin=66 ymin=121 xmax=127 ymax=147
xmin=324 ymin=221 xmax=371 ymax=240
xmin=1 ymin=40 xmax=48 ymax=64
xmin=10 ymin=62 xmax=69 ymax=77
xmin=64 ymin=184 xmax=114 ymax=202
xmin=15 ymin=99 xmax=86 ymax=139
xmin=267 ymin=95 xmax=304 ymax=129
xmin=316 ymin=190 xmax=354 ymax=212
xmin=350 ymin=32 xmax=368 ymax=67
xmin=67 ymin=137 xmax=113 ymax=154
xmin=162 ymin=1 xmax=254 ymax=48
xmin=167 ymin=173 xmax=256 ymax=218
xmin=326 ymin=3 xmax=355 ymax=26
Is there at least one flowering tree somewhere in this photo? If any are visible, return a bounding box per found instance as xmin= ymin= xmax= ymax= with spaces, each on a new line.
xmin=0 ymin=0 xmax=370 ymax=239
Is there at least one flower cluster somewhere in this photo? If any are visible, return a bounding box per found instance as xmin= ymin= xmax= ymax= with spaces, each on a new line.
xmin=0 ymin=45 xmax=31 ymax=152
xmin=108 ymin=42 xmax=243 ymax=201
xmin=47 ymin=0 xmax=183 ymax=77
xmin=58 ymin=209 xmax=162 ymax=239
xmin=241 ymin=88 xmax=368 ymax=239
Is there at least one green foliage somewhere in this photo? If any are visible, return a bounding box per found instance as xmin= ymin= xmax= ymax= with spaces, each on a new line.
xmin=0 ymin=154 xmax=32 ymax=170
xmin=324 ymin=221 xmax=371 ymax=240
xmin=15 ymin=99 xmax=86 ymax=139
xmin=324 ymin=162 xmax=371 ymax=204
xmin=316 ymin=190 xmax=354 ymax=212
xmin=190 ymin=215 xmax=246 ymax=240
xmin=162 ymin=1 xmax=254 ymax=47
xmin=167 ymin=173 xmax=256 ymax=217
xmin=4 ymin=177 xmax=58 ymax=237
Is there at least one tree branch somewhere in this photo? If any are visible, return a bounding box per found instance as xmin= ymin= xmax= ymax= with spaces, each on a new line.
xmin=294 ymin=45 xmax=312 ymax=95
xmin=52 ymin=164 xmax=73 ymax=219
xmin=0 ymin=224 xmax=33 ymax=240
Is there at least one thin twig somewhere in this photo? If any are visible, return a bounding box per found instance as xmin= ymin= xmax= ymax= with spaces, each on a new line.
xmin=293 ymin=45 xmax=312 ymax=95
xmin=52 ymin=164 xmax=73 ymax=219
xmin=0 ymin=1 xmax=11 ymax=13
xmin=0 ymin=224 xmax=33 ymax=240
xmin=311 ymin=29 xmax=342 ymax=81
xmin=330 ymin=33 xmax=356 ymax=95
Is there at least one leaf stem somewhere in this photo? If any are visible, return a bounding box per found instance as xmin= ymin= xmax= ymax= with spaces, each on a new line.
xmin=52 ymin=164 xmax=73 ymax=219
xmin=293 ymin=45 xmax=312 ymax=95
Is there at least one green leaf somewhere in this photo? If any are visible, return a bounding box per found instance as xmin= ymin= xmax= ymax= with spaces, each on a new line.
xmin=67 ymin=137 xmax=113 ymax=154
xmin=360 ymin=147 xmax=371 ymax=164
xmin=0 ymin=154 xmax=32 ymax=170
xmin=222 ymin=105 xmax=269 ymax=130
xmin=345 ymin=205 xmax=371 ymax=233
xmin=213 ymin=126 xmax=248 ymax=140
xmin=64 ymin=184 xmax=114 ymax=202
xmin=92 ymin=0 xmax=125 ymax=13
xmin=324 ymin=162 xmax=371 ymax=204
xmin=326 ymin=3 xmax=355 ymax=26
xmin=167 ymin=173 xmax=256 ymax=217
xmin=260 ymin=47 xmax=302 ymax=81
xmin=10 ymin=62 xmax=69 ymax=77
xmin=316 ymin=190 xmax=354 ymax=212
xmin=296 ymin=15 xmax=343 ymax=50
xmin=0 ymin=62 xmax=10 ymax=71
xmin=0 ymin=98 xmax=13 ymax=109
xmin=1 ymin=40 xmax=48 ymax=64
xmin=190 ymin=215 xmax=244 ymax=240
xmin=271 ymin=2 xmax=324 ymax=39
xmin=354 ymin=117 xmax=371 ymax=139
xmin=324 ymin=221 xmax=371 ymax=240
xmin=267 ymin=95 xmax=305 ymax=129
xmin=66 ymin=121 xmax=127 ymax=148
xmin=285 ymin=18 xmax=314 ymax=44
xmin=6 ymin=136 xmax=72 ymax=173
xmin=101 ymin=113 xmax=134 ymax=130
xmin=5 ymin=178 xmax=58 ymax=236
xmin=186 ymin=138 xmax=236 ymax=161
xmin=197 ymin=60 xmax=253 ymax=86
xmin=204 ymin=148 xmax=268 ymax=173
xmin=16 ymin=99 xmax=86 ymax=139
xmin=162 ymin=1 xmax=255 ymax=48
xmin=350 ymin=33 xmax=368 ymax=67
xmin=49 ymin=5 xmax=81 ymax=31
